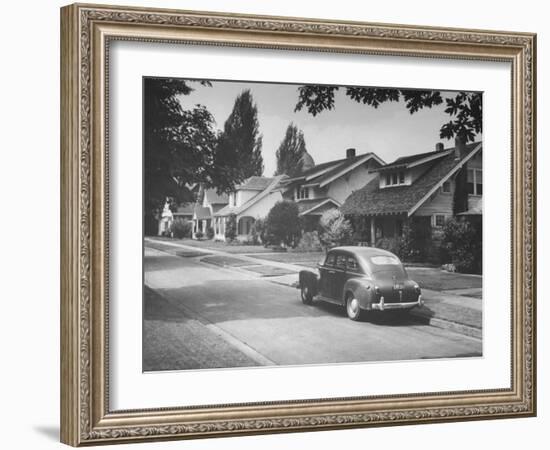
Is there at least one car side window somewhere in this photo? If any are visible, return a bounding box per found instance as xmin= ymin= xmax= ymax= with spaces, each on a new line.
xmin=346 ymin=256 xmax=362 ymax=273
xmin=324 ymin=253 xmax=336 ymax=267
xmin=335 ymin=254 xmax=347 ymax=270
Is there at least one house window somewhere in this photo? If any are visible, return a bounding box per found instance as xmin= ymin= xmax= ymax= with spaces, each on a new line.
xmin=296 ymin=187 xmax=309 ymax=199
xmin=442 ymin=180 xmax=452 ymax=193
xmin=467 ymin=168 xmax=483 ymax=196
xmin=433 ymin=214 xmax=446 ymax=228
xmin=385 ymin=171 xmax=406 ymax=187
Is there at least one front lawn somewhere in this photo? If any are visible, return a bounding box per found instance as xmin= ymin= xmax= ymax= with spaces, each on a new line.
xmin=247 ymin=252 xmax=324 ymax=268
xmin=406 ymin=267 xmax=482 ymax=291
xmin=150 ymin=236 xmax=272 ymax=254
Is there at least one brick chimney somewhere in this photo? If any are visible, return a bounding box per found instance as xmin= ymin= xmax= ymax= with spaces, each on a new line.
xmin=346 ymin=148 xmax=356 ymax=159
xmin=435 ymin=142 xmax=444 ymax=152
xmin=454 ymin=136 xmax=465 ymax=160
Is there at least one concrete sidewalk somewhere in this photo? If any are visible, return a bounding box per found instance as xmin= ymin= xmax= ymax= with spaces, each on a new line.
xmin=145 ymin=238 xmax=482 ymax=339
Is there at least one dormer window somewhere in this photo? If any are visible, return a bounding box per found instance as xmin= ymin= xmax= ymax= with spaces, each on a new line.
xmin=385 ymin=171 xmax=406 ymax=187
xmin=296 ymin=187 xmax=310 ymax=200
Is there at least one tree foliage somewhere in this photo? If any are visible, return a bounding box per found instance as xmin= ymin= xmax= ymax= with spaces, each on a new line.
xmin=274 ymin=123 xmax=308 ymax=177
xmin=144 ymin=78 xmax=217 ymax=228
xmin=264 ymin=201 xmax=301 ymax=247
xmin=214 ymin=90 xmax=264 ymax=191
xmin=318 ymin=209 xmax=353 ymax=250
xmin=294 ymin=85 xmax=482 ymax=142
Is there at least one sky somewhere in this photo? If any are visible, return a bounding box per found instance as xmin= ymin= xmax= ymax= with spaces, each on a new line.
xmin=177 ymin=79 xmax=477 ymax=177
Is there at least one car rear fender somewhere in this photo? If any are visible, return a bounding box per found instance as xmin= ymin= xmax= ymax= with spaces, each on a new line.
xmin=299 ymin=270 xmax=319 ymax=296
xmin=343 ymin=278 xmax=374 ymax=309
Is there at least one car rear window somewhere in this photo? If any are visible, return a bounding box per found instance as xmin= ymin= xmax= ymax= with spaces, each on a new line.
xmin=370 ymin=255 xmax=400 ymax=265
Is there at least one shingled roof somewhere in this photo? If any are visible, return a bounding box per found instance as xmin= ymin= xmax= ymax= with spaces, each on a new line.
xmin=295 ymin=198 xmax=340 ymax=216
xmin=341 ymin=142 xmax=481 ymax=217
xmin=282 ymin=152 xmax=384 ymax=191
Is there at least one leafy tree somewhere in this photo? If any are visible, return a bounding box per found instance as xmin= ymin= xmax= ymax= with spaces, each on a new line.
xmin=318 ymin=209 xmax=353 ymax=250
xmin=265 ymin=201 xmax=301 ymax=247
xmin=144 ymin=78 xmax=217 ymax=233
xmin=274 ymin=123 xmax=308 ymax=177
xmin=294 ymin=85 xmax=482 ymax=142
xmin=214 ymin=90 xmax=264 ymax=191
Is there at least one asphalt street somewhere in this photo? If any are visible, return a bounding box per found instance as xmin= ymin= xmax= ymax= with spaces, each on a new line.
xmin=143 ymin=245 xmax=482 ymax=371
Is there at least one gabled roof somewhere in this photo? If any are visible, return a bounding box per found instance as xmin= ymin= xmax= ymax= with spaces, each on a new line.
xmin=173 ymin=203 xmax=194 ymax=215
xmin=203 ymin=188 xmax=229 ymax=205
xmin=341 ymin=142 xmax=481 ymax=217
xmin=296 ymin=198 xmax=341 ymax=216
xmin=235 ymin=176 xmax=274 ymax=191
xmin=374 ymin=148 xmax=453 ymax=172
xmin=193 ymin=206 xmax=212 ymax=220
xmin=215 ymin=175 xmax=286 ymax=217
xmin=282 ymin=152 xmax=385 ymax=191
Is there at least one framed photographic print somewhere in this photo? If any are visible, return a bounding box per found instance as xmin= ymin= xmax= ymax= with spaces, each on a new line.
xmin=60 ymin=3 xmax=537 ymax=446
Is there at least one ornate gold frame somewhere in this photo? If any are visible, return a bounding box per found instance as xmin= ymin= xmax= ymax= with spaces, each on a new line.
xmin=60 ymin=3 xmax=536 ymax=446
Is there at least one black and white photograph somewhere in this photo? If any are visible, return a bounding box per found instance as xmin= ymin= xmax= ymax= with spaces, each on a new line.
xmin=143 ymin=77 xmax=483 ymax=372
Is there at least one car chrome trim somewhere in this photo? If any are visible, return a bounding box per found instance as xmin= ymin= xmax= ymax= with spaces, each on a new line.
xmin=370 ymin=296 xmax=422 ymax=311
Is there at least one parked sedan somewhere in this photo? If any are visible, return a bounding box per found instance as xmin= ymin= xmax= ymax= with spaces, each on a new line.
xmin=298 ymin=246 xmax=423 ymax=320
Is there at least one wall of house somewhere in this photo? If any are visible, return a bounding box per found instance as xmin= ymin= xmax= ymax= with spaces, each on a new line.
xmin=415 ymin=187 xmax=454 ymax=218
xmin=236 ymin=191 xmax=284 ymax=231
xmin=236 ymin=189 xmax=259 ymax=206
xmin=327 ymin=161 xmax=378 ymax=204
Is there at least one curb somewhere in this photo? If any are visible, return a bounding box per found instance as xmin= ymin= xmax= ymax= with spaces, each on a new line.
xmin=410 ymin=309 xmax=482 ymax=339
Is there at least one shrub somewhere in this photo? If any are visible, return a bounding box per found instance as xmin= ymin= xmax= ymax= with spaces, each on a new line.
xmin=441 ymin=217 xmax=481 ymax=273
xmin=375 ymin=237 xmax=402 ymax=256
xmin=295 ymin=231 xmax=322 ymax=252
xmin=206 ymin=226 xmax=214 ymax=240
xmin=170 ymin=218 xmax=192 ymax=239
xmin=398 ymin=222 xmax=429 ymax=262
xmin=318 ymin=209 xmax=353 ymax=250
xmin=264 ymin=201 xmax=301 ymax=247
xmin=246 ymin=218 xmax=264 ymax=245
xmin=225 ymin=214 xmax=237 ymax=242
xmin=195 ymin=230 xmax=204 ymax=240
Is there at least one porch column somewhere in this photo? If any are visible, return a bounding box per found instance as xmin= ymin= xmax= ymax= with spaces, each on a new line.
xmin=370 ymin=217 xmax=376 ymax=246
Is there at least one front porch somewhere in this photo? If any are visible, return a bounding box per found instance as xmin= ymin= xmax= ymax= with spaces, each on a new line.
xmin=213 ymin=215 xmax=256 ymax=241
xmin=347 ymin=214 xmax=435 ymax=262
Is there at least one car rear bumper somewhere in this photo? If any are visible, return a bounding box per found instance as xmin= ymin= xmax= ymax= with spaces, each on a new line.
xmin=370 ymin=295 xmax=423 ymax=311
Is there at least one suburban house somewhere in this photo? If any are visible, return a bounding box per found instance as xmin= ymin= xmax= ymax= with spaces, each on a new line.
xmin=191 ymin=188 xmax=229 ymax=238
xmin=279 ymin=148 xmax=385 ymax=230
xmin=213 ymin=175 xmax=287 ymax=241
xmin=341 ymin=138 xmax=483 ymax=259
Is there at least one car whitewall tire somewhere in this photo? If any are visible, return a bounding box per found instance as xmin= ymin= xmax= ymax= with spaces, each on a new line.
xmin=301 ymin=285 xmax=313 ymax=305
xmin=346 ymin=293 xmax=363 ymax=321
